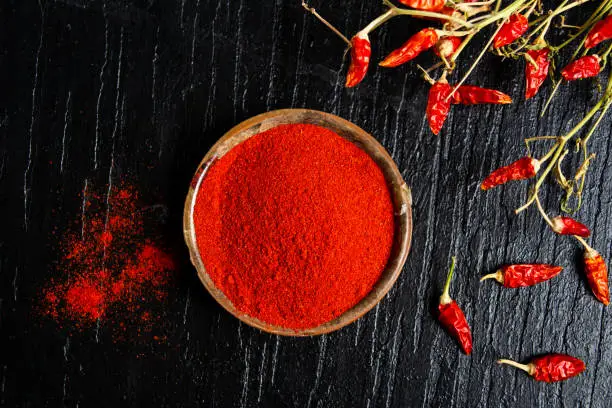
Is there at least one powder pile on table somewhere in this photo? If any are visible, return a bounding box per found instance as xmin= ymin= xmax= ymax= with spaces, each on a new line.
xmin=194 ymin=123 xmax=395 ymax=329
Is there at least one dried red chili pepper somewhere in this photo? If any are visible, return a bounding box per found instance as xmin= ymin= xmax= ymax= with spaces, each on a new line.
xmin=561 ymin=55 xmax=601 ymax=81
xmin=426 ymin=79 xmax=452 ymax=135
xmin=480 ymin=157 xmax=540 ymax=190
xmin=434 ymin=36 xmax=462 ymax=59
xmin=498 ymin=354 xmax=586 ymax=382
xmin=525 ymin=48 xmax=550 ymax=99
xmin=379 ymin=28 xmax=438 ymax=68
xmin=480 ymin=264 xmax=563 ymax=288
xmin=584 ymin=248 xmax=610 ymax=305
xmin=398 ymin=0 xmax=445 ymax=12
xmin=345 ymin=32 xmax=371 ymax=88
xmin=450 ymin=85 xmax=512 ymax=105
xmin=551 ymin=216 xmax=590 ymax=237
xmin=493 ymin=14 xmax=529 ymax=49
xmin=585 ymin=15 xmax=612 ymax=49
xmin=438 ymin=257 xmax=472 ymax=355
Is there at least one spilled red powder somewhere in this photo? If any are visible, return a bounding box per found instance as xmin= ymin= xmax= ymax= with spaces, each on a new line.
xmin=194 ymin=123 xmax=395 ymax=329
xmin=42 ymin=185 xmax=175 ymax=332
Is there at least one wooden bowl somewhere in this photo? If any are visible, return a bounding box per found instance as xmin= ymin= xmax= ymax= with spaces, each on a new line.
xmin=183 ymin=109 xmax=412 ymax=336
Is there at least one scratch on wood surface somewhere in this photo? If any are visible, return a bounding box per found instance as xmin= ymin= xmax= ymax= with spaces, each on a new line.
xmin=232 ymin=0 xmax=244 ymax=122
xmin=95 ymin=319 xmax=101 ymax=343
xmin=205 ymin=0 xmax=221 ymax=128
xmin=180 ymin=0 xmax=186 ymax=28
xmin=63 ymin=337 xmax=70 ymax=360
xmin=369 ymin=304 xmax=379 ymax=368
xmin=384 ymin=311 xmax=403 ymax=408
xmin=237 ymin=321 xmax=243 ymax=349
xmin=94 ymin=20 xmax=110 ymax=170
xmin=62 ymin=337 xmax=70 ymax=401
xmin=151 ymin=26 xmax=159 ymax=126
xmin=1 ymin=365 xmax=6 ymax=405
xmin=353 ymin=317 xmax=361 ymax=346
xmin=24 ymin=2 xmax=45 ymax=230
xmin=306 ymin=335 xmax=327 ymax=408
xmin=81 ymin=179 xmax=89 ymax=240
xmin=183 ymin=287 xmax=191 ymax=325
xmin=110 ymin=28 xmax=124 ymax=145
xmin=257 ymin=341 xmax=267 ymax=403
xmin=61 ymin=91 xmax=72 ymax=174
xmin=366 ymin=307 xmax=382 ymax=408
xmin=420 ymin=329 xmax=441 ymax=408
xmin=190 ymin=0 xmax=200 ymax=78
xmin=291 ymin=10 xmax=307 ymax=108
xmin=270 ymin=336 xmax=280 ymax=385
xmin=266 ymin=0 xmax=281 ymax=111
xmin=240 ymin=337 xmax=251 ymax=408
xmin=101 ymin=27 xmax=124 ymax=273
xmin=413 ymin=137 xmax=443 ymax=353
xmin=12 ymin=268 xmax=19 ymax=301
xmin=391 ymin=73 xmax=409 ymax=160
xmin=183 ymin=330 xmax=191 ymax=360
xmin=182 ymin=288 xmax=191 ymax=359
xmin=365 ymin=354 xmax=381 ymax=408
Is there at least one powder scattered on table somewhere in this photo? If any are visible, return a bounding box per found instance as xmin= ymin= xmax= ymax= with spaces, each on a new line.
xmin=194 ymin=123 xmax=395 ymax=329
xmin=41 ymin=184 xmax=175 ymax=333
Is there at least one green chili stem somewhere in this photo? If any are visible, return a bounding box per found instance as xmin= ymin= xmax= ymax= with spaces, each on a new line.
xmin=574 ymin=235 xmax=594 ymax=252
xmin=386 ymin=1 xmax=474 ymax=28
xmin=440 ymin=256 xmax=456 ymax=305
xmin=516 ymin=99 xmax=604 ymax=214
xmin=447 ymin=20 xmax=504 ymax=101
xmin=361 ymin=7 xmax=397 ymax=35
xmin=541 ymin=80 xmax=562 ymax=118
xmin=535 ymin=194 xmax=555 ymax=228
xmin=554 ymin=0 xmax=612 ymax=51
xmin=302 ymin=1 xmax=351 ymax=45
xmin=450 ymin=32 xmax=476 ymax=63
xmin=538 ymin=141 xmax=561 ymax=164
xmin=473 ymin=0 xmax=531 ymax=29
xmin=600 ymin=42 xmax=612 ymax=69
xmin=583 ymin=101 xmax=612 ymax=146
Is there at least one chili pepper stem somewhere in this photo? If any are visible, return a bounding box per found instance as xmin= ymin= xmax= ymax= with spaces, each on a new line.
xmin=540 ymin=81 xmax=562 ymax=117
xmin=301 ymin=2 xmax=351 ymax=46
xmin=538 ymin=141 xmax=561 ymax=164
xmin=534 ymin=194 xmax=555 ymax=228
xmin=384 ymin=0 xmax=474 ymax=28
xmin=480 ymin=270 xmax=503 ymax=283
xmin=554 ymin=0 xmax=612 ymax=51
xmin=440 ymin=256 xmax=456 ymax=305
xmin=497 ymin=359 xmax=535 ymax=375
xmin=516 ymin=98 xmax=605 ymax=214
xmin=574 ymin=235 xmax=595 ymax=253
xmin=361 ymin=7 xmax=396 ymax=36
xmin=450 ymin=32 xmax=475 ymax=63
xmin=447 ymin=20 xmax=504 ymax=102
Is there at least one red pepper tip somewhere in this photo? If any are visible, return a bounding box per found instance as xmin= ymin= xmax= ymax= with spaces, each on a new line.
xmin=378 ymin=59 xmax=396 ymax=68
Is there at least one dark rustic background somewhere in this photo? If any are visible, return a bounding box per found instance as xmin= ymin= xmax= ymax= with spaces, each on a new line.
xmin=2 ymin=0 xmax=611 ymax=407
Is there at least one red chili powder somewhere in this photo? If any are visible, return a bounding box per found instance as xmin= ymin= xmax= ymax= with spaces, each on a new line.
xmin=42 ymin=185 xmax=175 ymax=330
xmin=194 ymin=123 xmax=395 ymax=329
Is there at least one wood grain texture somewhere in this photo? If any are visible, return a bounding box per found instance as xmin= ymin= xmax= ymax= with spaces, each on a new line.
xmin=1 ymin=0 xmax=611 ymax=407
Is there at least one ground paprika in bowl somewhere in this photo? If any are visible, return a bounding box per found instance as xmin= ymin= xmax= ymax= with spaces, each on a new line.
xmin=183 ymin=109 xmax=412 ymax=336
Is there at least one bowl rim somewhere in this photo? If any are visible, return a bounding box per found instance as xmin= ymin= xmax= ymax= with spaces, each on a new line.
xmin=183 ymin=108 xmax=413 ymax=336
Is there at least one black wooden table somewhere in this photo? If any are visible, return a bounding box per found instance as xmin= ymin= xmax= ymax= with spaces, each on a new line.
xmin=2 ymin=1 xmax=612 ymax=407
